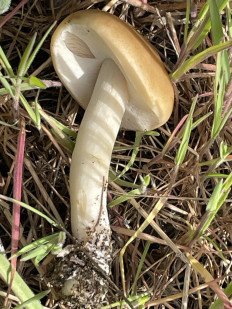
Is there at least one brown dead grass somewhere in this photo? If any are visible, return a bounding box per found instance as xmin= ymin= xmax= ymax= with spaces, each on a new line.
xmin=0 ymin=0 xmax=231 ymax=308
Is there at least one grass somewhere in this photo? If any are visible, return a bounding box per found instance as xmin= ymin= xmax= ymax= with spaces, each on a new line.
xmin=0 ymin=0 xmax=231 ymax=308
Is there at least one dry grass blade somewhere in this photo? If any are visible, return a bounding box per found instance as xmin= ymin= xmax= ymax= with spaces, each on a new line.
xmin=0 ymin=0 xmax=231 ymax=308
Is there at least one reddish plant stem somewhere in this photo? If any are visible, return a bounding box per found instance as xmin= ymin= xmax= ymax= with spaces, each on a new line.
xmin=0 ymin=0 xmax=30 ymax=28
xmin=4 ymin=118 xmax=26 ymax=306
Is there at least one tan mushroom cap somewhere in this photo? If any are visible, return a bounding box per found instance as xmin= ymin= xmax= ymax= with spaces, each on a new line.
xmin=51 ymin=10 xmax=174 ymax=131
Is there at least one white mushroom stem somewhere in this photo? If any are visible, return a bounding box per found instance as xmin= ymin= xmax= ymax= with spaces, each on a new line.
xmin=69 ymin=58 xmax=128 ymax=267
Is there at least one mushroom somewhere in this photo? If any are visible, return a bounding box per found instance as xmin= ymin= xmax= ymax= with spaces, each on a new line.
xmin=51 ymin=9 xmax=174 ymax=302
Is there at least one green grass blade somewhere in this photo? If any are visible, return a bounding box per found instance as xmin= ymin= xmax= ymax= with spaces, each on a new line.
xmin=209 ymin=281 xmax=232 ymax=309
xmin=171 ymin=40 xmax=232 ymax=81
xmin=101 ymin=291 xmax=151 ymax=309
xmin=175 ymin=96 xmax=197 ymax=165
xmin=120 ymin=197 xmax=167 ymax=295
xmin=34 ymin=244 xmax=56 ymax=265
xmin=0 ymin=120 xmax=18 ymax=129
xmin=184 ymin=0 xmax=191 ymax=43
xmin=206 ymin=173 xmax=229 ymax=178
xmin=0 ymin=72 xmax=15 ymax=98
xmin=186 ymin=2 xmax=209 ymax=50
xmin=226 ymin=3 xmax=232 ymax=37
xmin=131 ymin=241 xmax=151 ymax=295
xmin=109 ymin=170 xmax=140 ymax=189
xmin=212 ymin=105 xmax=232 ymax=138
xmin=0 ymin=45 xmax=15 ymax=78
xmin=29 ymin=76 xmax=47 ymax=89
xmin=221 ymin=172 xmax=232 ymax=192
xmin=211 ymin=48 xmax=231 ymax=138
xmin=205 ymin=180 xmax=224 ymax=213
xmin=20 ymin=244 xmax=52 ymax=262
xmin=14 ymin=290 xmax=50 ymax=309
xmin=108 ymin=188 xmax=143 ymax=208
xmin=18 ymin=33 xmax=37 ymax=77
xmin=204 ymin=236 xmax=227 ymax=262
xmin=0 ymin=253 xmax=43 ymax=309
xmin=39 ymin=106 xmax=77 ymax=138
xmin=116 ymin=131 xmax=143 ymax=180
xmin=11 ymin=233 xmax=60 ymax=259
xmin=194 ymin=174 xmax=232 ymax=240
xmin=188 ymin=0 xmax=228 ymax=50
xmin=115 ymin=131 xmax=158 ymax=180
xmin=35 ymin=97 xmax=41 ymax=129
xmin=0 ymin=194 xmax=61 ymax=228
xmin=109 ymin=175 xmax=150 ymax=207
xmin=192 ymin=112 xmax=212 ymax=130
xmin=211 ymin=67 xmax=225 ymax=137
xmin=25 ymin=21 xmax=56 ymax=73
xmin=51 ymin=128 xmax=75 ymax=151
xmin=209 ymin=0 xmax=223 ymax=45
xmin=19 ymin=93 xmax=37 ymax=124
xmin=0 ymin=82 xmax=47 ymax=95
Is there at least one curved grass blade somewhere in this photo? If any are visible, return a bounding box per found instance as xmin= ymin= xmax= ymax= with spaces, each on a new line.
xmin=14 ymin=290 xmax=50 ymax=309
xmin=172 ymin=40 xmax=232 ymax=81
xmin=0 ymin=194 xmax=61 ymax=229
